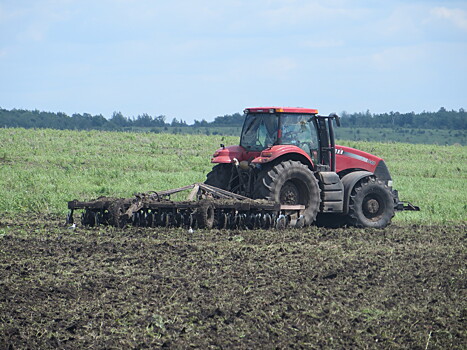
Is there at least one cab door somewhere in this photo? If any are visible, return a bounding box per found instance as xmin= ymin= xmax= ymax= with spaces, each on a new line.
xmin=280 ymin=114 xmax=319 ymax=164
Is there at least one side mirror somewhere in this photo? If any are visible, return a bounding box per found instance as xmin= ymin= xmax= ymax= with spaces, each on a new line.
xmin=329 ymin=113 xmax=340 ymax=127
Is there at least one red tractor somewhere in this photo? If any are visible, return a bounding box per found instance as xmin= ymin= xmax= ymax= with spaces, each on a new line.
xmin=205 ymin=107 xmax=417 ymax=228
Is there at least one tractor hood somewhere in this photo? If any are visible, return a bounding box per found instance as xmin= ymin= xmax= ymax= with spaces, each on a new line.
xmin=335 ymin=145 xmax=382 ymax=173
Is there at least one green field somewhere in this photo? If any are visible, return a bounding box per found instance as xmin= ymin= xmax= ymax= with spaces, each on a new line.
xmin=0 ymin=128 xmax=465 ymax=224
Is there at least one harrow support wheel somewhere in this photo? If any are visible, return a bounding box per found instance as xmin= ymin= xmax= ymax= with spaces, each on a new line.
xmin=81 ymin=210 xmax=95 ymax=227
xmin=196 ymin=201 xmax=215 ymax=229
xmin=108 ymin=200 xmax=126 ymax=228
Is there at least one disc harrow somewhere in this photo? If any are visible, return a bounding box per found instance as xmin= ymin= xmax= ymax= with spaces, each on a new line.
xmin=67 ymin=183 xmax=305 ymax=230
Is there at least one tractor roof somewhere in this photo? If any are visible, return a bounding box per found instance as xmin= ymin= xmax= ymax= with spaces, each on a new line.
xmin=245 ymin=107 xmax=319 ymax=114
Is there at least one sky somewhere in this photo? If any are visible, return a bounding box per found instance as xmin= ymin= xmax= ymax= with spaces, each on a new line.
xmin=1 ymin=0 xmax=466 ymax=123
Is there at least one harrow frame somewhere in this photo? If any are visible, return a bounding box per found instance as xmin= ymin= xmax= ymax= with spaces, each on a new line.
xmin=67 ymin=183 xmax=305 ymax=229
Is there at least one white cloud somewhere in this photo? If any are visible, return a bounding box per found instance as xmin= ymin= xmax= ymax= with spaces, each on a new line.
xmin=431 ymin=7 xmax=467 ymax=30
xmin=379 ymin=5 xmax=424 ymax=37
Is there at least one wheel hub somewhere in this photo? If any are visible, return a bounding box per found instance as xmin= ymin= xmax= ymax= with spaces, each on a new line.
xmin=362 ymin=196 xmax=384 ymax=220
xmin=280 ymin=181 xmax=300 ymax=205
xmin=365 ymin=198 xmax=380 ymax=214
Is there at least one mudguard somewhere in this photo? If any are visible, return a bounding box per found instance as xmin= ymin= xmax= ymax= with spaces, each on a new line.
xmin=341 ymin=171 xmax=373 ymax=214
xmin=251 ymin=145 xmax=314 ymax=166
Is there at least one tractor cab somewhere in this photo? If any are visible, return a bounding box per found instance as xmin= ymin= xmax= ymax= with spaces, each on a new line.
xmin=240 ymin=107 xmax=339 ymax=170
xmin=241 ymin=107 xmax=319 ymax=153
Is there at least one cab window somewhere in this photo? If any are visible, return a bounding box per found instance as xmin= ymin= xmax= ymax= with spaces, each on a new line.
xmin=240 ymin=113 xmax=278 ymax=151
xmin=280 ymin=114 xmax=318 ymax=161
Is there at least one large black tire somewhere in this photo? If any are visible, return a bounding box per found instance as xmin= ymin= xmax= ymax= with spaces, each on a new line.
xmin=196 ymin=200 xmax=215 ymax=229
xmin=204 ymin=164 xmax=232 ymax=190
xmin=348 ymin=177 xmax=395 ymax=228
xmin=254 ymin=160 xmax=320 ymax=225
xmin=108 ymin=200 xmax=126 ymax=228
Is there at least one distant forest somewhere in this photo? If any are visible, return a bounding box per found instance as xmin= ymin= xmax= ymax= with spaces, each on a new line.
xmin=0 ymin=107 xmax=465 ymax=131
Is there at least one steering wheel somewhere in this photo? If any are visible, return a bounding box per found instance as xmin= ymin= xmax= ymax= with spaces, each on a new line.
xmin=282 ymin=130 xmax=301 ymax=145
xmin=283 ymin=130 xmax=300 ymax=138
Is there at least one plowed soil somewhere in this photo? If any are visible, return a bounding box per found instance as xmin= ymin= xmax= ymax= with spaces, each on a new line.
xmin=0 ymin=216 xmax=465 ymax=349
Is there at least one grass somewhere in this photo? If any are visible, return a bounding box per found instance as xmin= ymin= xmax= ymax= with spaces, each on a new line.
xmin=0 ymin=128 xmax=465 ymax=224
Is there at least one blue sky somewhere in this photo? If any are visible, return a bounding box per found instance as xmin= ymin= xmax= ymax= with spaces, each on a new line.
xmin=1 ymin=0 xmax=466 ymax=123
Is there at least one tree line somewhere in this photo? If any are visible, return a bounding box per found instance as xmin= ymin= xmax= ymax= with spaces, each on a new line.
xmin=339 ymin=108 xmax=466 ymax=130
xmin=210 ymin=108 xmax=466 ymax=130
xmin=0 ymin=107 xmax=465 ymax=131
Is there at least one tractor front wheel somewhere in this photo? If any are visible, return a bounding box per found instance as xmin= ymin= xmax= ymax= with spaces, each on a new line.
xmin=254 ymin=160 xmax=320 ymax=226
xmin=205 ymin=164 xmax=232 ymax=190
xmin=348 ymin=177 xmax=394 ymax=228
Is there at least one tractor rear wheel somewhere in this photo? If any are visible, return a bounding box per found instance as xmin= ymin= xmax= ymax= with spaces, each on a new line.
xmin=254 ymin=160 xmax=320 ymax=225
xmin=205 ymin=164 xmax=232 ymax=190
xmin=348 ymin=177 xmax=394 ymax=228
